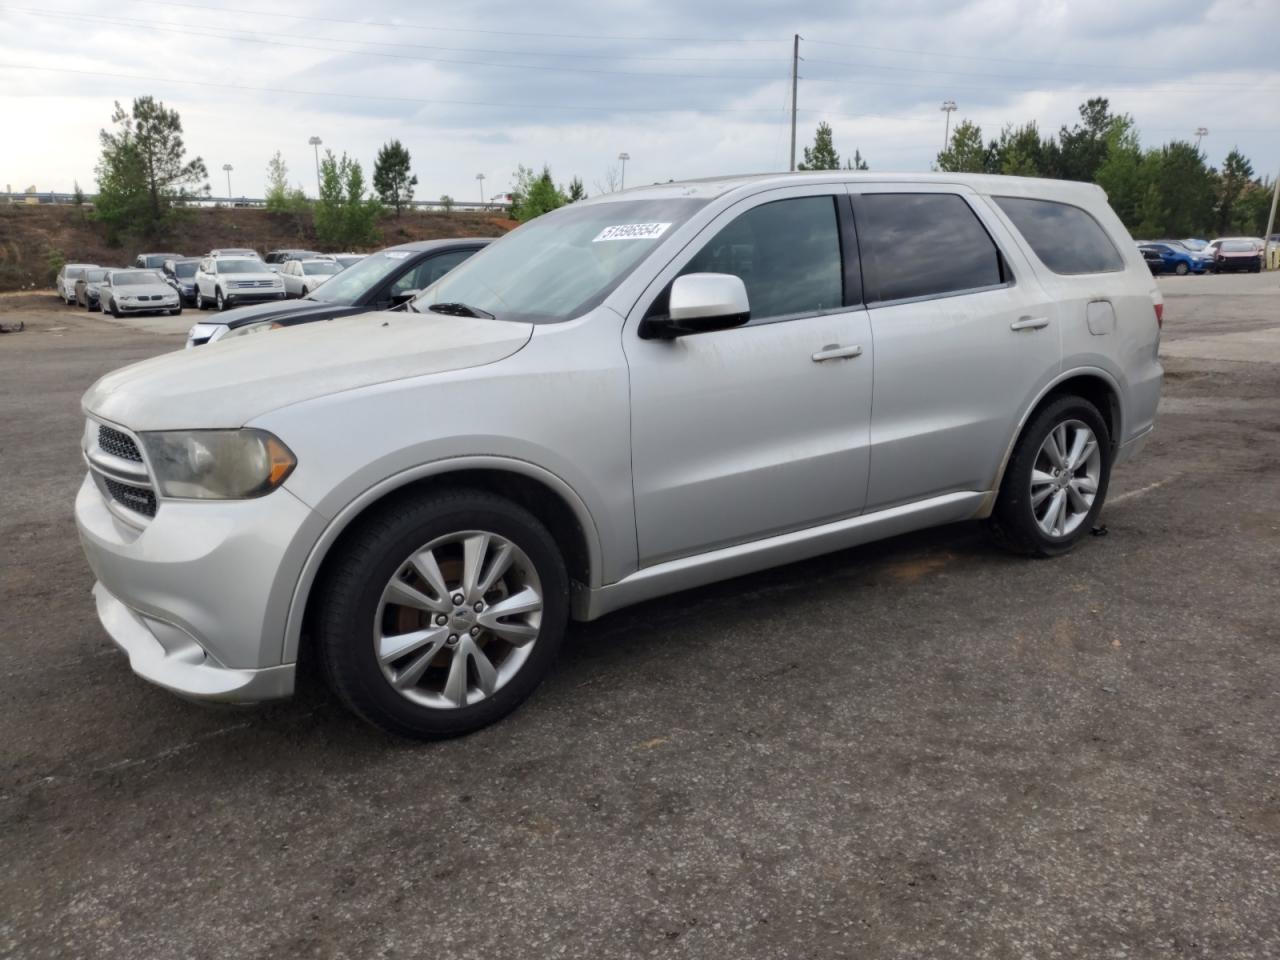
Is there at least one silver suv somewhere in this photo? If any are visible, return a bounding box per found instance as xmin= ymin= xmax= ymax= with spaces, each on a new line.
xmin=76 ymin=173 xmax=1163 ymax=738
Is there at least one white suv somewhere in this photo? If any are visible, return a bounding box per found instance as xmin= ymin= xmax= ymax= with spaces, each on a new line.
xmin=193 ymin=254 xmax=286 ymax=311
xmin=77 ymin=172 xmax=1162 ymax=738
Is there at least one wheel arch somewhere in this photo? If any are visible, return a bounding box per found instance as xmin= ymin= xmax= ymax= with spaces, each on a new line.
xmin=281 ymin=457 xmax=602 ymax=664
xmin=977 ymin=367 xmax=1123 ymax=519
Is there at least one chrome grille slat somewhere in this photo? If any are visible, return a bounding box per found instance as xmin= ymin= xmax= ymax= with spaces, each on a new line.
xmin=98 ymin=424 xmax=142 ymax=462
xmin=87 ymin=420 xmax=157 ymax=523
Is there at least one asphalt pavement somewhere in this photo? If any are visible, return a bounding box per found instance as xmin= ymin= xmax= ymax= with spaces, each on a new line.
xmin=2 ymin=273 xmax=1278 ymax=959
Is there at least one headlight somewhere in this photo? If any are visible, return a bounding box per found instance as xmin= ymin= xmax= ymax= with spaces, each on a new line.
xmin=140 ymin=429 xmax=296 ymax=499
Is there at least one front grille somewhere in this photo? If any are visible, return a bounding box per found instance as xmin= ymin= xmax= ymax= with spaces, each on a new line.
xmin=103 ymin=477 xmax=157 ymax=518
xmin=98 ymin=425 xmax=142 ymax=462
xmin=235 ymin=280 xmax=273 ymax=289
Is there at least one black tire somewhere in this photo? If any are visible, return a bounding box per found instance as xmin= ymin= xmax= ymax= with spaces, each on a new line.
xmin=109 ymin=299 xmax=122 ymax=318
xmin=169 ymin=306 xmax=183 ymax=316
xmin=215 ymin=288 xmax=226 ymax=311
xmin=987 ymin=395 xmax=1112 ymax=557
xmin=315 ymin=489 xmax=570 ymax=739
xmin=1174 ymin=261 xmax=1189 ymax=276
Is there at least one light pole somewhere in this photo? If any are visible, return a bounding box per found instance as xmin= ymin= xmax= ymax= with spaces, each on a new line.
xmin=222 ymin=163 xmax=233 ymax=198
xmin=308 ymin=136 xmax=323 ymax=195
xmin=618 ymin=152 xmax=630 ymax=191
xmin=941 ymin=100 xmax=957 ymax=150
xmin=476 ymin=172 xmax=486 ymax=204
xmin=1194 ymin=127 xmax=1208 ymax=152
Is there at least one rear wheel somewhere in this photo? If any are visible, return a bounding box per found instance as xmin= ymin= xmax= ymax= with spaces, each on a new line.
xmin=1174 ymin=261 xmax=1189 ymax=276
xmin=988 ymin=395 xmax=1112 ymax=557
xmin=315 ymin=489 xmax=570 ymax=739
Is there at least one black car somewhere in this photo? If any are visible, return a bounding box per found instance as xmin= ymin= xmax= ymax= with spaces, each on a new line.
xmin=185 ymin=238 xmax=492 ymax=346
xmin=162 ymin=257 xmax=202 ymax=304
xmin=1137 ymin=244 xmax=1165 ymax=275
xmin=74 ymin=267 xmax=112 ymax=310
xmin=264 ymin=248 xmax=323 ymax=266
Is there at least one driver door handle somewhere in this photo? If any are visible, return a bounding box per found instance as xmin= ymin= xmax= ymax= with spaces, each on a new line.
xmin=1010 ymin=315 xmax=1050 ymax=331
xmin=811 ymin=343 xmax=863 ymax=362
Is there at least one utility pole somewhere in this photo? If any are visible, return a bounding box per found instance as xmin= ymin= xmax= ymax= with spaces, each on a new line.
xmin=941 ymin=100 xmax=957 ymax=150
xmin=1194 ymin=127 xmax=1208 ymax=153
xmin=308 ymin=136 xmax=323 ymax=196
xmin=789 ymin=34 xmax=800 ymax=171
xmin=1264 ymin=165 xmax=1279 ymax=271
xmin=618 ymin=152 xmax=630 ymax=190
xmin=222 ymin=163 xmax=233 ymax=198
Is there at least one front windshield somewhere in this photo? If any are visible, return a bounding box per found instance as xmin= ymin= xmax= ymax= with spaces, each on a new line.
xmin=303 ymin=261 xmax=342 ymax=276
xmin=305 ymin=248 xmax=416 ymax=302
xmin=411 ymin=198 xmax=709 ymax=324
xmin=218 ymin=259 xmax=269 ymax=274
xmin=173 ymin=261 xmax=198 ymax=278
xmin=113 ymin=271 xmax=163 ymax=286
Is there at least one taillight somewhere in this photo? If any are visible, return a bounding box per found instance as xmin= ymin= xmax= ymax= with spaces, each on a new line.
xmin=1154 ymin=302 xmax=1164 ymax=328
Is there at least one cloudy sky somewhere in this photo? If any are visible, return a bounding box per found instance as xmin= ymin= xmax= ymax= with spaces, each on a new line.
xmin=3 ymin=0 xmax=1278 ymax=202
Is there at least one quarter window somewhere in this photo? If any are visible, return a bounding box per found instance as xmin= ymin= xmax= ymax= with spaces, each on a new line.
xmin=994 ymin=196 xmax=1124 ymax=275
xmin=857 ymin=193 xmax=1006 ymax=303
xmin=679 ymin=196 xmax=844 ymax=323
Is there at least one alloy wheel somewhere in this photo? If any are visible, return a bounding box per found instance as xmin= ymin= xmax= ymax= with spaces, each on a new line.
xmin=373 ymin=530 xmax=544 ymax=710
xmin=1030 ymin=419 xmax=1101 ymax=538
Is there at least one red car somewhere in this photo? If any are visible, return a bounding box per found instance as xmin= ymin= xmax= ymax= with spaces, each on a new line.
xmin=1206 ymin=238 xmax=1263 ymax=273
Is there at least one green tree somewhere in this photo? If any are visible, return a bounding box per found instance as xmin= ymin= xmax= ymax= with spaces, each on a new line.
xmin=1215 ymin=148 xmax=1255 ymax=234
xmin=843 ymin=150 xmax=869 ymax=171
xmin=510 ymin=165 xmax=567 ymax=222
xmin=566 ymin=176 xmax=587 ymax=201
xmin=439 ymin=194 xmax=454 ymax=214
xmin=994 ymin=122 xmax=1045 ymax=177
xmin=1093 ymin=118 xmax=1146 ymax=228
xmin=798 ymin=121 xmax=841 ymax=170
xmin=72 ymin=181 xmax=86 ymax=208
xmin=1052 ymin=97 xmax=1122 ymax=182
xmin=93 ymin=96 xmax=206 ymax=238
xmin=1150 ymin=141 xmax=1215 ymax=236
xmin=265 ymin=150 xmax=289 ymax=212
xmin=314 ymin=150 xmax=382 ymax=247
xmin=372 ymin=139 xmax=417 ymax=216
xmin=936 ymin=120 xmax=989 ymax=173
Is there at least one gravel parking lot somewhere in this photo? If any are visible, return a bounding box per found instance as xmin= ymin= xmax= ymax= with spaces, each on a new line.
xmin=2 ymin=274 xmax=1278 ymax=959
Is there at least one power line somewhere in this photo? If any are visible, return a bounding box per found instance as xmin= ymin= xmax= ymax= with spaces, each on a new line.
xmin=121 ymin=0 xmax=785 ymax=44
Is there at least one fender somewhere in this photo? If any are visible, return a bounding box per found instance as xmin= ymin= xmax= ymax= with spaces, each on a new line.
xmin=975 ymin=364 xmax=1124 ymax=519
xmin=279 ymin=455 xmax=604 ymax=663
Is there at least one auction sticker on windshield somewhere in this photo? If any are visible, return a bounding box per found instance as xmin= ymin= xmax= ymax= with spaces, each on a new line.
xmin=593 ymin=223 xmax=672 ymax=242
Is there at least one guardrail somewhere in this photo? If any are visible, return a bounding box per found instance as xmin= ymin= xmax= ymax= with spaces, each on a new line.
xmin=3 ymin=191 xmax=510 ymax=213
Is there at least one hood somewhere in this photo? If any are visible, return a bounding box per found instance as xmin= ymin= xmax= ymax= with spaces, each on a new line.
xmin=84 ymin=311 xmax=534 ymax=431
xmin=114 ymin=282 xmax=176 ymax=298
xmin=208 ymin=298 xmax=317 ymax=329
xmin=222 ymin=271 xmax=281 ymax=282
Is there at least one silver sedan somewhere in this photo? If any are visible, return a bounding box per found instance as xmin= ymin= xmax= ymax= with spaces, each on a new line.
xmin=97 ymin=269 xmax=183 ymax=317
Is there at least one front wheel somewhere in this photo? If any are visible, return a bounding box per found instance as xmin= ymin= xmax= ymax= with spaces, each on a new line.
xmin=109 ymin=299 xmax=122 ymax=318
xmin=1174 ymin=261 xmax=1189 ymax=276
xmin=195 ymin=288 xmax=205 ymax=310
xmin=988 ymin=395 xmax=1112 ymax=557
xmin=215 ymin=288 xmax=226 ymax=311
xmin=315 ymin=490 xmax=570 ymax=739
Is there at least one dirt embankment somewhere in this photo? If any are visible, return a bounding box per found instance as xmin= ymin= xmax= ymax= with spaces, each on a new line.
xmin=0 ymin=204 xmax=517 ymax=290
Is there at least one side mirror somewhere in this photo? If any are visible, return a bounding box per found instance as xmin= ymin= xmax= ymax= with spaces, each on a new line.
xmin=640 ymin=273 xmax=751 ymax=340
xmin=392 ymin=289 xmax=421 ymax=305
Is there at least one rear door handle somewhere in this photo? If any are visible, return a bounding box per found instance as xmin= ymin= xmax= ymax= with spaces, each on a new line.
xmin=1010 ymin=316 xmax=1050 ymax=331
xmin=811 ymin=343 xmax=863 ymax=362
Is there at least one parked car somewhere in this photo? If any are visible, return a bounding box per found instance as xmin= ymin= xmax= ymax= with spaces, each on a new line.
xmin=331 ymin=253 xmax=366 ymax=269
xmin=207 ymin=248 xmax=261 ymax=259
xmin=279 ymin=258 xmax=343 ymax=298
xmin=56 ymin=263 xmax=97 ymax=304
xmin=264 ymin=249 xmax=322 ymax=268
xmin=1205 ymin=237 xmax=1264 ymax=273
xmin=97 ymin=269 xmax=182 ymax=317
xmin=1136 ymin=241 xmax=1207 ymax=275
xmin=74 ymin=267 xmax=111 ymax=310
xmin=161 ymin=258 xmax=202 ymax=304
xmin=77 ymin=173 xmax=1162 ymax=738
xmin=193 ymin=255 xmax=286 ymax=310
xmin=134 ymin=252 xmax=183 ymax=270
xmin=1137 ymin=245 xmax=1165 ymax=275
xmin=186 ymin=239 xmax=490 ymax=346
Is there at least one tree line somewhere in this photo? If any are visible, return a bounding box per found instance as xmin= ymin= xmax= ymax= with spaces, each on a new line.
xmin=930 ymin=97 xmax=1273 ymax=238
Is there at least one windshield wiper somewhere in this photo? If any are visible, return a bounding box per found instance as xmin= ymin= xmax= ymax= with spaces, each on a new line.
xmin=426 ymin=301 xmax=494 ymax=319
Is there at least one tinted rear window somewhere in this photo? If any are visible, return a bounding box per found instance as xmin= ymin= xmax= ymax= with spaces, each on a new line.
xmin=1222 ymin=240 xmax=1256 ymax=252
xmin=994 ymin=196 xmax=1124 ymax=275
xmin=857 ymin=193 xmax=1005 ymax=303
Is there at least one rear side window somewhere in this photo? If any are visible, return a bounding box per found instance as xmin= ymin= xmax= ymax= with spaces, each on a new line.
xmin=994 ymin=196 xmax=1124 ymax=275
xmin=856 ymin=193 xmax=1006 ymax=304
xmin=680 ymin=195 xmax=843 ymax=322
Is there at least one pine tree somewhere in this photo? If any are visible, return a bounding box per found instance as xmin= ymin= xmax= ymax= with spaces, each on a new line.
xmin=798 ymin=122 xmax=841 ymax=170
xmin=372 ymin=140 xmax=417 ymax=216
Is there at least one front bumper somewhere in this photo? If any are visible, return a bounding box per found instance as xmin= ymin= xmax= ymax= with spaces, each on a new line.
xmin=75 ymin=472 xmax=324 ymax=704
xmin=228 ymin=291 xmax=287 ymax=306
xmin=116 ymin=299 xmax=181 ymax=314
